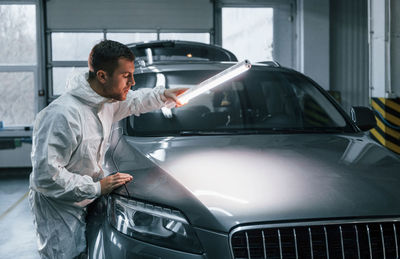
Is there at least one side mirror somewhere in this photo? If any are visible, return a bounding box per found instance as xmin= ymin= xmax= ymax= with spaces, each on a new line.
xmin=350 ymin=106 xmax=376 ymax=131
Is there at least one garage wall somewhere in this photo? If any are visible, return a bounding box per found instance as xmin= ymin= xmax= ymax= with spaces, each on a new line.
xmin=273 ymin=2 xmax=296 ymax=68
xmin=46 ymin=0 xmax=213 ymax=31
xmin=391 ymin=0 xmax=400 ymax=97
xmin=297 ymin=0 xmax=330 ymax=89
xmin=330 ymin=0 xmax=369 ymax=113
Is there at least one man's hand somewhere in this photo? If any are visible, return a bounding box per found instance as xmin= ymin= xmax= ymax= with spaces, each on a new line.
xmin=100 ymin=172 xmax=133 ymax=195
xmin=162 ymin=88 xmax=188 ymax=107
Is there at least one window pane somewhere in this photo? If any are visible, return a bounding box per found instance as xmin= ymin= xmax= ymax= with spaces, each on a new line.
xmin=130 ymin=70 xmax=349 ymax=136
xmin=160 ymin=33 xmax=210 ymax=44
xmin=52 ymin=67 xmax=88 ymax=95
xmin=0 ymin=72 xmax=35 ymax=126
xmin=0 ymin=5 xmax=36 ymax=65
xmin=52 ymin=33 xmax=103 ymax=61
xmin=107 ymin=33 xmax=157 ymax=44
xmin=222 ymin=8 xmax=273 ymax=62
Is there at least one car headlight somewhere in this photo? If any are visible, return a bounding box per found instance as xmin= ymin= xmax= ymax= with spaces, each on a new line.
xmin=107 ymin=195 xmax=203 ymax=254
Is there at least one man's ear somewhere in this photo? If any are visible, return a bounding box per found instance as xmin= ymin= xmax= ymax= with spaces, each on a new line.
xmin=96 ymin=70 xmax=108 ymax=84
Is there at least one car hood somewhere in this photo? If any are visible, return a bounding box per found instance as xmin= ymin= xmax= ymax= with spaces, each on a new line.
xmin=115 ymin=133 xmax=400 ymax=232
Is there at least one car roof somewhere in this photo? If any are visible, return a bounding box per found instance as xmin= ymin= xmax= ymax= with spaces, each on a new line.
xmin=134 ymin=60 xmax=290 ymax=74
xmin=127 ymin=40 xmax=238 ymax=63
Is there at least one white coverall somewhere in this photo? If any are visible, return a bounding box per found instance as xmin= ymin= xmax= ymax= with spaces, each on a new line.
xmin=29 ymin=71 xmax=165 ymax=258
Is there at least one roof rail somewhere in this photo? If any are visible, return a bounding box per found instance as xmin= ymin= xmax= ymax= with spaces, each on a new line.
xmin=258 ymin=61 xmax=281 ymax=67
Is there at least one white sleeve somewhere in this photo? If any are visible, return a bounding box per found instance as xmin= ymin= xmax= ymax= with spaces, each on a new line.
xmin=112 ymin=85 xmax=165 ymax=122
xmin=30 ymin=108 xmax=100 ymax=202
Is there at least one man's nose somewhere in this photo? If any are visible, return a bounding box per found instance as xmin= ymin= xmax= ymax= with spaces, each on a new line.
xmin=129 ymin=75 xmax=135 ymax=86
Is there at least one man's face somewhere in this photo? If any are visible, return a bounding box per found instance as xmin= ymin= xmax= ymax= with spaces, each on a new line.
xmin=103 ymin=58 xmax=135 ymax=101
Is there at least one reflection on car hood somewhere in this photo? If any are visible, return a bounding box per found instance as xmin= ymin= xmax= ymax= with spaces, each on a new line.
xmin=117 ymin=133 xmax=400 ymax=232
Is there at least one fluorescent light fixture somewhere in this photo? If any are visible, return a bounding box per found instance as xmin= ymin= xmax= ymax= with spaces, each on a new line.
xmin=165 ymin=60 xmax=251 ymax=108
xmin=145 ymin=48 xmax=153 ymax=64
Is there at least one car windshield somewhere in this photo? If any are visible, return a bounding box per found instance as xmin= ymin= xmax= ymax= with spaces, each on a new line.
xmin=128 ymin=67 xmax=353 ymax=136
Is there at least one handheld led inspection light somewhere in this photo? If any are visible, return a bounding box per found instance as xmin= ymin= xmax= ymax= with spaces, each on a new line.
xmin=165 ymin=60 xmax=251 ymax=108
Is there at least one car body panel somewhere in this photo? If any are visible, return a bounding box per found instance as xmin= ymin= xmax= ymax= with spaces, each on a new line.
xmin=111 ymin=133 xmax=400 ymax=233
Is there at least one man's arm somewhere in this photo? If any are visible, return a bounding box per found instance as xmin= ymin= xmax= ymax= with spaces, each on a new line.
xmin=112 ymin=86 xmax=187 ymax=122
xmin=30 ymin=107 xmax=101 ymax=202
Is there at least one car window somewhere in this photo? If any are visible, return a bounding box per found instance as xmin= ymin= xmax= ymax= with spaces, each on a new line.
xmin=130 ymin=42 xmax=237 ymax=63
xmin=129 ymin=69 xmax=352 ymax=136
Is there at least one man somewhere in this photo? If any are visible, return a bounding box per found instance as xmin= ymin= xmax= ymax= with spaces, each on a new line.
xmin=29 ymin=40 xmax=185 ymax=258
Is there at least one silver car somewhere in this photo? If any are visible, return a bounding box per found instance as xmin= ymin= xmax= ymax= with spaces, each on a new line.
xmin=86 ymin=50 xmax=400 ymax=259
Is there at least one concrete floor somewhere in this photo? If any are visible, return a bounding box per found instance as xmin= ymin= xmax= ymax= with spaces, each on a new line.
xmin=0 ymin=170 xmax=40 ymax=259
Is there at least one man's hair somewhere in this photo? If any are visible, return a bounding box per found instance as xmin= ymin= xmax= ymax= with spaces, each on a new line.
xmin=88 ymin=40 xmax=135 ymax=80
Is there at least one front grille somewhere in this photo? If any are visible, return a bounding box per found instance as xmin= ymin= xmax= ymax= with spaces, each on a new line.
xmin=230 ymin=220 xmax=400 ymax=259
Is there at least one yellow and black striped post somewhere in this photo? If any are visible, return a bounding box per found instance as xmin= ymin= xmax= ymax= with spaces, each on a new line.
xmin=370 ymin=98 xmax=400 ymax=154
xmin=303 ymin=96 xmax=333 ymax=127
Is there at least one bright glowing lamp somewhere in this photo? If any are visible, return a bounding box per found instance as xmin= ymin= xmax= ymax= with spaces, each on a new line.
xmin=165 ymin=60 xmax=251 ymax=108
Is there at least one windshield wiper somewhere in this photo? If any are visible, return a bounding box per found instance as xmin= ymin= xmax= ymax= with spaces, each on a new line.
xmin=177 ymin=127 xmax=350 ymax=136
xmin=179 ymin=130 xmax=238 ymax=136
xmin=271 ymin=127 xmax=349 ymax=133
xmin=179 ymin=129 xmax=278 ymax=136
